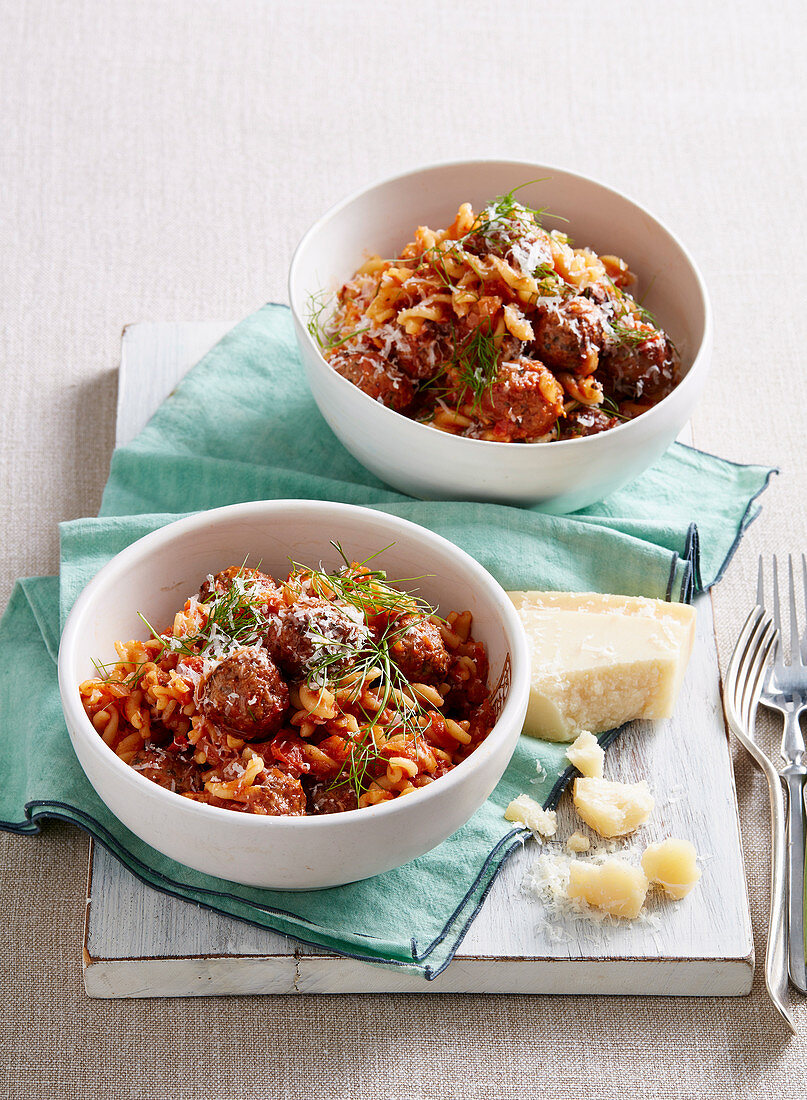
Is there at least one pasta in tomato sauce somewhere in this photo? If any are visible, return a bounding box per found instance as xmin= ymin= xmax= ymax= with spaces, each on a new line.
xmin=79 ymin=555 xmax=496 ymax=816
xmin=310 ymin=190 xmax=679 ymax=442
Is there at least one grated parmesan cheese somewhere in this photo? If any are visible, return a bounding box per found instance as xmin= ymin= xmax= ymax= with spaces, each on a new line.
xmin=523 ymin=842 xmax=662 ymax=931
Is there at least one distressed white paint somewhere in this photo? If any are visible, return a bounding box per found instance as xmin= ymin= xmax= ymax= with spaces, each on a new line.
xmin=83 ymin=322 xmax=754 ymax=998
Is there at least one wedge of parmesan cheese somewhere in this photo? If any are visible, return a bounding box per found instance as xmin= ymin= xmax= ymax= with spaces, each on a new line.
xmin=572 ymin=776 xmax=655 ymax=837
xmin=508 ymin=590 xmax=696 ymax=741
xmin=567 ymin=858 xmax=650 ymax=919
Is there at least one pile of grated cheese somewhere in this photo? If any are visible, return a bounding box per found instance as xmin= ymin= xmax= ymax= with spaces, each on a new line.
xmin=523 ymin=841 xmax=663 ymax=937
xmin=505 ymin=731 xmax=702 ymax=927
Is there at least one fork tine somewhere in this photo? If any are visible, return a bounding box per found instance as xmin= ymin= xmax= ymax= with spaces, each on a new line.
xmin=727 ymin=605 xmax=769 ymax=731
xmin=727 ymin=605 xmax=761 ymax=690
xmin=757 ymin=556 xmax=765 ymax=607
xmin=772 ymin=555 xmax=782 ymax=639
xmin=741 ymin=618 xmax=777 ymax=730
xmin=788 ymin=554 xmax=802 ymax=667
xmin=745 ymin=621 xmax=777 ymax=730
xmin=756 ymin=558 xmax=777 ymax=689
xmin=802 ymin=554 xmax=807 ymax=663
xmin=725 ymin=608 xmax=761 ymax=730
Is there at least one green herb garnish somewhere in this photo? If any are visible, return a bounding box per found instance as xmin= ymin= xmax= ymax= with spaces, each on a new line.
xmin=290 ymin=541 xmax=430 ymax=620
xmin=307 ymin=290 xmax=370 ymax=352
xmin=449 ymin=324 xmax=502 ymax=409
xmin=600 ymin=394 xmax=633 ymax=422
xmin=91 ymin=657 xmax=153 ymax=691
xmin=136 ymin=562 xmax=269 ymax=660
xmin=607 ymin=319 xmax=656 ymax=349
xmin=293 ymin=542 xmax=440 ymax=799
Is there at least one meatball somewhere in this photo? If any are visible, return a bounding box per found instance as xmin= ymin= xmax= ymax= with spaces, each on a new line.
xmin=330 ymin=349 xmax=416 ymax=411
xmin=306 ymin=780 xmax=359 ymax=815
xmin=480 ymin=357 xmax=564 ymax=441
xmin=242 ymin=767 xmax=307 ymax=816
xmin=562 ymin=406 xmax=619 ymax=438
xmin=263 ymin=598 xmax=369 ymax=680
xmin=504 ymin=228 xmax=553 ymax=277
xmin=129 ymin=747 xmax=201 ymax=794
xmin=388 ymin=325 xmax=450 ymax=381
xmin=532 ymin=298 xmax=609 ymax=375
xmin=389 ymin=613 xmax=450 ymax=685
xmin=464 ymin=220 xmax=553 ymax=277
xmin=198 ymin=566 xmax=279 ymax=605
xmin=199 ymin=646 xmax=289 ymax=739
xmin=601 ymin=331 xmax=679 ymax=400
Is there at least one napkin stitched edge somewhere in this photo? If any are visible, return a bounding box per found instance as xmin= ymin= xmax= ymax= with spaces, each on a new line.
xmin=671 ymin=445 xmax=778 ymax=589
xmin=0 ymin=795 xmax=527 ymax=979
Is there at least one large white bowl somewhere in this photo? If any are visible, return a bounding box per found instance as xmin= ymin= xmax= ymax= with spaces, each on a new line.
xmin=58 ymin=500 xmax=529 ymax=889
xmin=289 ymin=159 xmax=713 ymax=513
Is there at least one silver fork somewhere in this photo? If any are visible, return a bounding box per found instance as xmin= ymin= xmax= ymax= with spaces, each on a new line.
xmin=758 ymin=555 xmax=807 ymax=994
xmin=724 ymin=606 xmax=795 ymax=1033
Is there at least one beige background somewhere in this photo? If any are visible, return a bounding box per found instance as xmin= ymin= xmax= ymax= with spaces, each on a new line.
xmin=2 ymin=0 xmax=806 ymax=1096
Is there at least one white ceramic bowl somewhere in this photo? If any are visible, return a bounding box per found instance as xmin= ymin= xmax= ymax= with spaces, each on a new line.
xmin=58 ymin=500 xmax=529 ymax=889
xmin=289 ymin=159 xmax=712 ymax=513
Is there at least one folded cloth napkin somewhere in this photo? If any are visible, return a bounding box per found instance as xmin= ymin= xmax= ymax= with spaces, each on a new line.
xmin=0 ymin=304 xmax=774 ymax=978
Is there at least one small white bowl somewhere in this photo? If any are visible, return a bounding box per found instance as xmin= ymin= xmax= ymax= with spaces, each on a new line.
xmin=289 ymin=159 xmax=712 ymax=513
xmin=58 ymin=500 xmax=529 ymax=890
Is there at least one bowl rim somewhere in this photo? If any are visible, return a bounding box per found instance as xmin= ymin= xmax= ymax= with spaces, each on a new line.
xmin=58 ymin=498 xmax=530 ymax=829
xmin=288 ymin=156 xmax=713 ymax=452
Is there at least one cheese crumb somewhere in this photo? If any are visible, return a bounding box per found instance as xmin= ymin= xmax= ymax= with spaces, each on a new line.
xmin=504 ymin=794 xmax=557 ymax=838
xmin=565 ymin=730 xmax=605 ymax=778
xmin=565 ymin=831 xmax=591 ymax=853
xmin=567 ymin=859 xmax=650 ymax=919
xmin=572 ymin=776 xmax=654 ymax=837
xmin=641 ymin=838 xmax=702 ymax=899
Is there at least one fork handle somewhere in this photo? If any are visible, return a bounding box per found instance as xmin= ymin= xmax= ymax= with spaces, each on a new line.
xmin=780 ymin=709 xmax=806 ymax=769
xmin=764 ymin=760 xmax=793 ymax=1020
xmin=782 ymin=765 xmax=807 ymax=993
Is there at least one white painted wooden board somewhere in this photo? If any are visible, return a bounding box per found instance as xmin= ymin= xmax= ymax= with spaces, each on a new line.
xmin=82 ymin=321 xmax=754 ymax=998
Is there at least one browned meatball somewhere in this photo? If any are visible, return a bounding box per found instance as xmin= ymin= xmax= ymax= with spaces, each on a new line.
xmin=602 ymin=332 xmax=679 ymax=400
xmin=389 ymin=614 xmax=450 ymax=685
xmin=198 ymin=566 xmax=279 ymax=605
xmin=330 ymin=349 xmax=416 ymax=411
xmin=199 ymin=646 xmax=289 ymax=739
xmin=532 ymin=298 xmax=609 ymax=375
xmin=388 ymin=325 xmax=450 ymax=381
xmin=464 ymin=220 xmax=553 ymax=276
xmin=263 ymin=598 xmax=369 ymax=680
xmin=243 ymin=768 xmax=307 ymax=816
xmin=129 ymin=747 xmax=201 ymax=794
xmin=496 ymin=334 xmax=527 ymax=362
xmin=480 ymin=358 xmax=565 ymax=441
xmin=504 ymin=229 xmax=553 ymax=277
xmin=306 ymin=780 xmax=359 ymax=815
xmin=561 ymin=406 xmax=619 ymax=438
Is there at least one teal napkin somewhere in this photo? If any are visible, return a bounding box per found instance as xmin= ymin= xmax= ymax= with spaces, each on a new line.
xmin=0 ymin=304 xmax=774 ymax=978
